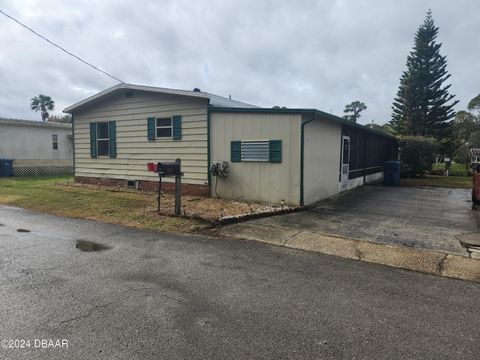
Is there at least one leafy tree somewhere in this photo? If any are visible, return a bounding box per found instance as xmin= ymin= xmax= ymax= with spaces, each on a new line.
xmin=451 ymin=111 xmax=478 ymax=146
xmin=380 ymin=123 xmax=396 ymax=135
xmin=468 ymin=94 xmax=480 ymax=115
xmin=398 ymin=135 xmax=439 ymax=177
xmin=343 ymin=101 xmax=367 ymax=123
xmin=30 ymin=94 xmax=55 ymax=121
xmin=390 ymin=10 xmax=458 ymax=140
xmin=450 ymin=110 xmax=480 ymax=165
xmin=365 ymin=123 xmax=385 ymax=132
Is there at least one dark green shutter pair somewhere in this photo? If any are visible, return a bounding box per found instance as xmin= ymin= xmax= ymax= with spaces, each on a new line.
xmin=147 ymin=116 xmax=182 ymax=141
xmin=230 ymin=140 xmax=282 ymax=163
xmin=89 ymin=121 xmax=116 ymax=158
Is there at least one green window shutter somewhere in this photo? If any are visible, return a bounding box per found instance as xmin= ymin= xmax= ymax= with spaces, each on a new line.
xmin=231 ymin=141 xmax=241 ymax=162
xmin=147 ymin=117 xmax=155 ymax=141
xmin=108 ymin=121 xmax=116 ymax=158
xmin=269 ymin=140 xmax=282 ymax=163
xmin=90 ymin=122 xmax=97 ymax=158
xmin=172 ymin=115 xmax=182 ymax=140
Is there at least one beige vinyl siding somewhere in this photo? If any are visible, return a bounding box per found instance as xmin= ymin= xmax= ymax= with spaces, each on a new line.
xmin=303 ymin=117 xmax=342 ymax=205
xmin=73 ymin=90 xmax=209 ymax=184
xmin=210 ymin=112 xmax=301 ymax=205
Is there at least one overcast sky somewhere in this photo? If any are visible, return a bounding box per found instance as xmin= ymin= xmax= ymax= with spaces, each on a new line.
xmin=0 ymin=0 xmax=478 ymax=124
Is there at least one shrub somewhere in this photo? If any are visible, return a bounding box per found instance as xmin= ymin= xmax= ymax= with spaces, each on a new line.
xmin=398 ymin=136 xmax=439 ymax=177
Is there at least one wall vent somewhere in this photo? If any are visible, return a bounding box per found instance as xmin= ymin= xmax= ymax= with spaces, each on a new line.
xmin=127 ymin=180 xmax=138 ymax=189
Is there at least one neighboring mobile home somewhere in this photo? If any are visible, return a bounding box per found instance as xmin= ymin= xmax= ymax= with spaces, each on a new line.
xmin=0 ymin=118 xmax=73 ymax=176
xmin=64 ymin=83 xmax=397 ymax=206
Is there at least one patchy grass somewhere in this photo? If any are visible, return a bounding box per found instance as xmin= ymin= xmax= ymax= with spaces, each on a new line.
xmin=0 ymin=176 xmax=289 ymax=233
xmin=0 ymin=176 xmax=206 ymax=232
xmin=431 ymin=162 xmax=470 ymax=176
xmin=401 ymin=175 xmax=472 ymax=189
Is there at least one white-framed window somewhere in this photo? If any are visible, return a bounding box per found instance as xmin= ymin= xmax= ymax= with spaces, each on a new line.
xmin=52 ymin=134 xmax=58 ymax=150
xmin=156 ymin=117 xmax=172 ymax=138
xmin=342 ymin=136 xmax=350 ymax=164
xmin=97 ymin=122 xmax=110 ymax=156
xmin=241 ymin=140 xmax=270 ymax=162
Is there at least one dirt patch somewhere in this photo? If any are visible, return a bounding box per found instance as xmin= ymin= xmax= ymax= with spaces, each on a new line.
xmin=60 ymin=182 xmax=293 ymax=222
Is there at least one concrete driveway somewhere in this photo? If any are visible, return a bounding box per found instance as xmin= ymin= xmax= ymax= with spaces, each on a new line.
xmin=1 ymin=205 xmax=480 ymax=359
xmin=224 ymin=186 xmax=478 ymax=256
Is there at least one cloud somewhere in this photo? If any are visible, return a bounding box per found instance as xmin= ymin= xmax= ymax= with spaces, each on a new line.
xmin=0 ymin=0 xmax=478 ymax=124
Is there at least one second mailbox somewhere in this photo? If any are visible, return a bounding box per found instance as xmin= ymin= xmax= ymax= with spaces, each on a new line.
xmin=157 ymin=161 xmax=181 ymax=177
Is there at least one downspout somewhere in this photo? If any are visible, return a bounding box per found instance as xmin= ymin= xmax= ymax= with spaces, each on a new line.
xmin=207 ymin=108 xmax=211 ymax=190
xmin=363 ymin=133 xmax=367 ymax=185
xmin=300 ymin=115 xmax=315 ymax=206
xmin=71 ymin=113 xmax=75 ymax=179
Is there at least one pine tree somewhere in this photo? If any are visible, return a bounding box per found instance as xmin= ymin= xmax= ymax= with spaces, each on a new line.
xmin=343 ymin=101 xmax=367 ymax=123
xmin=390 ymin=10 xmax=458 ymax=139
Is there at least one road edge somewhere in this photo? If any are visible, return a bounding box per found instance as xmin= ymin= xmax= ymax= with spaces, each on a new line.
xmin=212 ymin=225 xmax=480 ymax=283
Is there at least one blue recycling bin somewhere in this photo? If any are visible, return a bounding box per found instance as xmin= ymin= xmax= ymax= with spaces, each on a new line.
xmin=0 ymin=159 xmax=14 ymax=177
xmin=383 ymin=161 xmax=400 ymax=186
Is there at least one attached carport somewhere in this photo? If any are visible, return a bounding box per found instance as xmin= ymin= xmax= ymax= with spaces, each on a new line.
xmin=220 ymin=185 xmax=479 ymax=257
xmin=300 ymin=110 xmax=397 ymax=206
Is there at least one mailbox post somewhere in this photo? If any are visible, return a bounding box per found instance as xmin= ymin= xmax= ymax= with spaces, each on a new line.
xmin=147 ymin=158 xmax=183 ymax=215
xmin=157 ymin=171 xmax=162 ymax=213
xmin=175 ymin=159 xmax=181 ymax=215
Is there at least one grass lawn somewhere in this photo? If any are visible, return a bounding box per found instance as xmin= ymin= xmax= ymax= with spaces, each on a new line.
xmin=431 ymin=162 xmax=470 ymax=176
xmin=401 ymin=175 xmax=472 ymax=189
xmin=0 ymin=176 xmax=206 ymax=232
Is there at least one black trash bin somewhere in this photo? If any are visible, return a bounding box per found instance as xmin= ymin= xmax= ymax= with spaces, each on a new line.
xmin=384 ymin=161 xmax=400 ymax=186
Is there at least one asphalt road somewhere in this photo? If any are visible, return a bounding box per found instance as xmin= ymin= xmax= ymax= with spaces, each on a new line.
xmin=0 ymin=206 xmax=479 ymax=359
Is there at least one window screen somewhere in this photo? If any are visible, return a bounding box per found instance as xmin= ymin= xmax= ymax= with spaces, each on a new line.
xmin=97 ymin=122 xmax=109 ymax=156
xmin=52 ymin=134 xmax=58 ymax=150
xmin=241 ymin=141 xmax=269 ymax=162
xmin=156 ymin=118 xmax=172 ymax=138
xmin=342 ymin=137 xmax=350 ymax=164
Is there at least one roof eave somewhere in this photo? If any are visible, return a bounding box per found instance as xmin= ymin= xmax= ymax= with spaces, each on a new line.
xmin=63 ymin=83 xmax=211 ymax=113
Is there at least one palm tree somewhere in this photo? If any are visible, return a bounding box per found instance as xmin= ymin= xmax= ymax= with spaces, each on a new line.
xmin=30 ymin=95 xmax=55 ymax=121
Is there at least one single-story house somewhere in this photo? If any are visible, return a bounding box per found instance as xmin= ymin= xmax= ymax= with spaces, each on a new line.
xmin=0 ymin=118 xmax=73 ymax=176
xmin=64 ymin=83 xmax=397 ymax=206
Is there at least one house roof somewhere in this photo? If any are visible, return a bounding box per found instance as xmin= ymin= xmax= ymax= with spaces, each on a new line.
xmin=63 ymin=83 xmax=394 ymax=140
xmin=0 ymin=118 xmax=72 ymax=129
xmin=63 ymin=83 xmax=258 ymax=113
